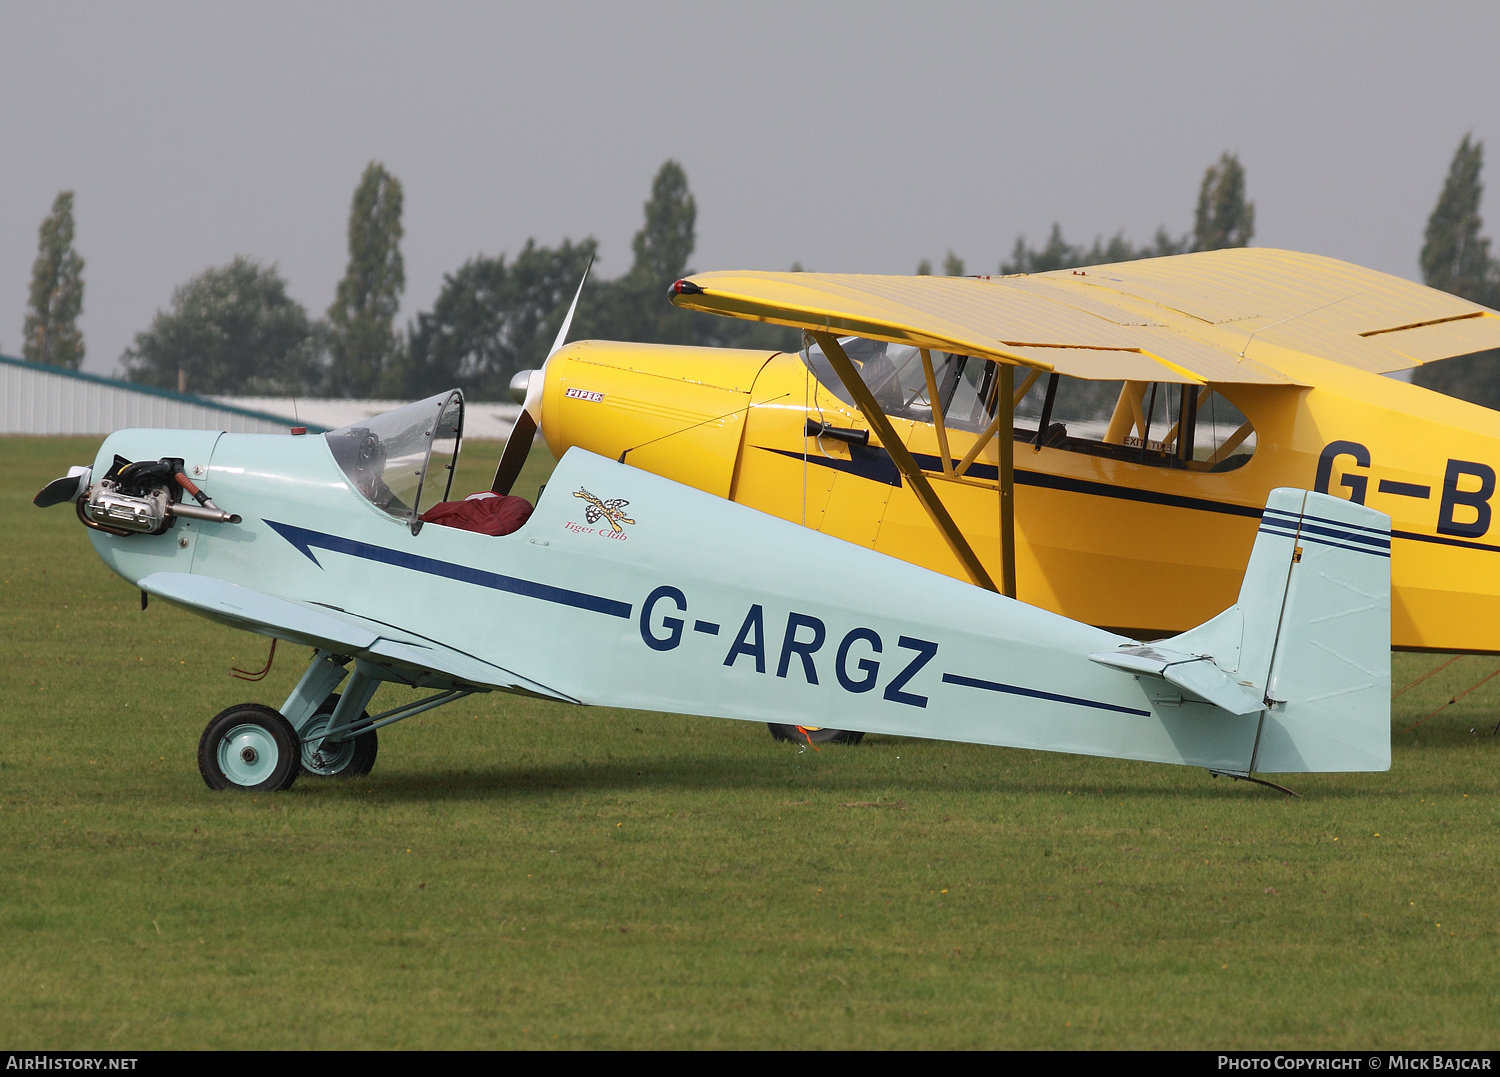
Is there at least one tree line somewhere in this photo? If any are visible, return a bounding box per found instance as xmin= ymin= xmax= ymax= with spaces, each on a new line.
xmin=125 ymin=160 xmax=793 ymax=400
xmin=1410 ymin=135 xmax=1500 ymax=408
xmin=18 ymin=161 xmax=795 ymax=400
xmin=918 ymin=152 xmax=1256 ymax=277
xmin=13 ymin=146 xmax=1499 ymax=406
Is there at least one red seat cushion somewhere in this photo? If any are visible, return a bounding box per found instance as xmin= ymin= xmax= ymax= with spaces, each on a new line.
xmin=419 ymin=492 xmax=534 ymax=536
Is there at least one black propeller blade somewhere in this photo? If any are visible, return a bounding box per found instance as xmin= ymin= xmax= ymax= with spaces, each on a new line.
xmin=490 ymin=410 xmax=537 ymax=495
xmin=34 ymin=468 xmax=89 ymax=508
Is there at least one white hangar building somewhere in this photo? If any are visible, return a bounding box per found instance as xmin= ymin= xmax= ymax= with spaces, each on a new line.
xmin=2 ymin=353 xmax=522 ymax=439
xmin=1 ymin=353 xmax=312 ymax=435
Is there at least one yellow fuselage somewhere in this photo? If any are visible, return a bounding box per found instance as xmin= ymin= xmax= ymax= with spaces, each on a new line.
xmin=541 ymin=340 xmax=1500 ymax=653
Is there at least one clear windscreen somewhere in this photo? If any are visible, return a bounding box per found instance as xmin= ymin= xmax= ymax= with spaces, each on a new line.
xmin=800 ymin=336 xmax=1010 ymax=435
xmin=325 ymin=390 xmax=465 ymax=525
xmin=802 ymin=336 xmax=957 ymax=422
xmin=418 ymin=394 xmax=464 ymax=518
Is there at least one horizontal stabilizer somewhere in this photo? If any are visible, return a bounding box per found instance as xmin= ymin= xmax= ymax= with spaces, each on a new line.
xmin=1088 ymin=644 xmax=1265 ymax=716
xmin=1166 ymin=659 xmax=1266 ymax=717
xmin=1092 ymin=651 xmax=1266 ymax=717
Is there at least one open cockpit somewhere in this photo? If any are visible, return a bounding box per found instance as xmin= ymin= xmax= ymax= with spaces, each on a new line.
xmin=326 ymin=390 xmax=533 ymax=537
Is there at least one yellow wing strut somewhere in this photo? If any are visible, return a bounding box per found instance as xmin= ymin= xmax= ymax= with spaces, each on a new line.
xmin=811 ymin=332 xmax=1011 ymax=596
xmin=996 ymin=364 xmax=1017 ymax=598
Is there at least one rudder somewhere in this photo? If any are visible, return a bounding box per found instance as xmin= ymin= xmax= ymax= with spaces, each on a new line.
xmin=1253 ymin=490 xmax=1391 ymax=772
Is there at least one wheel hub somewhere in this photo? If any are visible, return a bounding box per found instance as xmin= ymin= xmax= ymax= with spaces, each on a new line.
xmin=217 ymin=724 xmax=281 ymax=787
xmin=299 ymin=715 xmax=359 ymax=776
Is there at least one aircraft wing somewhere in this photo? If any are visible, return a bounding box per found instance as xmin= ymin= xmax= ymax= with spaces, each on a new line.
xmin=138 ymin=571 xmax=571 ymax=700
xmin=670 ymin=248 xmax=1500 ymax=382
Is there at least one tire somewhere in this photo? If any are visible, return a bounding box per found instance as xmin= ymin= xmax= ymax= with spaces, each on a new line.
xmin=199 ymin=704 xmax=300 ymax=791
xmin=767 ymin=724 xmax=865 ymax=746
xmin=298 ymin=692 xmax=379 ymax=779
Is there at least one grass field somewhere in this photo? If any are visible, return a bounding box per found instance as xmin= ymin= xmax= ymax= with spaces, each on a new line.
xmin=2 ymin=434 xmax=1498 ymax=1050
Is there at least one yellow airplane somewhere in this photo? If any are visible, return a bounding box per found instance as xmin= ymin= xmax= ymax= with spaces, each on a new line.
xmin=495 ymin=249 xmax=1500 ymax=708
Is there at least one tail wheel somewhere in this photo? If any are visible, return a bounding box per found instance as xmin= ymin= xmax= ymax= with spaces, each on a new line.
xmin=299 ymin=692 xmax=379 ymax=778
xmin=766 ymin=724 xmax=865 ymax=746
xmin=199 ymin=704 xmax=300 ymax=791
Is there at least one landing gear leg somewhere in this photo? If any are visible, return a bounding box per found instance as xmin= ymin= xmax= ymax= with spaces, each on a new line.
xmin=299 ymin=662 xmax=381 ymax=778
xmin=280 ymin=652 xmax=382 ymax=778
xmin=280 ymin=649 xmax=352 ymax=730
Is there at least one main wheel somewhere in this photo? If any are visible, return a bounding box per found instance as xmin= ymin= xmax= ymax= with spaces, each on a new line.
xmin=767 ymin=724 xmax=865 ymax=746
xmin=199 ymin=704 xmax=300 ymax=791
xmin=299 ymin=692 xmax=379 ymax=778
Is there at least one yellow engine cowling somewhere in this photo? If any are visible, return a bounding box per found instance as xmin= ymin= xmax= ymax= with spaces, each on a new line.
xmin=541 ymin=340 xmax=779 ymax=499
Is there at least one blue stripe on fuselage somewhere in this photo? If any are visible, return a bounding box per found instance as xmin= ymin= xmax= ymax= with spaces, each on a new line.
xmin=942 ymin=672 xmax=1152 ymax=716
xmin=266 ymin=520 xmax=633 ymax=618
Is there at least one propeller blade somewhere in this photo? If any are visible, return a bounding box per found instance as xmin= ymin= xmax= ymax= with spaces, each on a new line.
xmin=33 ymin=466 xmax=91 ymax=508
xmin=490 ymin=410 xmax=537 ymax=495
xmin=491 ymin=259 xmax=592 ymax=495
xmin=546 ymin=255 xmax=593 ymax=362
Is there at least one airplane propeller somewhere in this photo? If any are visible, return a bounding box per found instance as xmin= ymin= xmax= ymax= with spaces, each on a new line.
xmin=491 ymin=258 xmax=593 ymax=494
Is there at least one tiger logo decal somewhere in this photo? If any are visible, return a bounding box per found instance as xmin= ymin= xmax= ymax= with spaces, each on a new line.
xmin=573 ymin=488 xmax=636 ymax=534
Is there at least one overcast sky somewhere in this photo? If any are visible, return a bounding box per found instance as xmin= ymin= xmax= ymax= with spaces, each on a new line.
xmin=5 ymin=1 xmax=1500 ymax=377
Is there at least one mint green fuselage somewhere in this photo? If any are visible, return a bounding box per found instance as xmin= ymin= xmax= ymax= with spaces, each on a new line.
xmin=88 ymin=429 xmax=1389 ymax=775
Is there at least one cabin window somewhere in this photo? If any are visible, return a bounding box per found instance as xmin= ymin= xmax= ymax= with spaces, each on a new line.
xmin=1013 ymin=375 xmax=1256 ymax=471
xmin=938 ymin=354 xmax=1000 ymax=431
xmin=325 ymin=390 xmax=465 ymax=529
xmin=801 ymin=337 xmax=1255 ymax=472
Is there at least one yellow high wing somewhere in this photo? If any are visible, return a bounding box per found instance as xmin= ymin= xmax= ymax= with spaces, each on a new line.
xmin=669 ymin=247 xmax=1500 ymax=383
xmin=669 ymin=247 xmax=1500 ymax=602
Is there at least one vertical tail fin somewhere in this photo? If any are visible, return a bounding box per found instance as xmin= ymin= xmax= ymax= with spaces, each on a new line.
xmin=1166 ymin=488 xmax=1391 ymax=773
